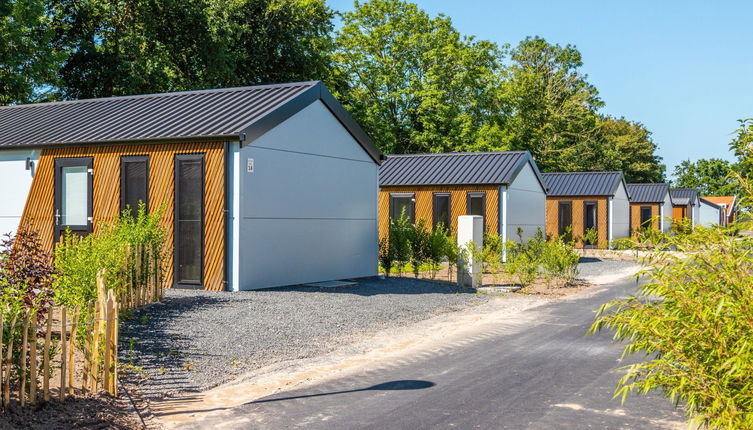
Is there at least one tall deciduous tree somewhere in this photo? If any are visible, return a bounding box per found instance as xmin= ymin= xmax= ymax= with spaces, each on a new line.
xmin=672 ymin=158 xmax=739 ymax=196
xmin=0 ymin=0 xmax=60 ymax=104
xmin=596 ymin=117 xmax=665 ymax=183
xmin=49 ymin=0 xmax=335 ymax=99
xmin=333 ymin=0 xmax=508 ymax=154
xmin=502 ymin=36 xmax=603 ymax=172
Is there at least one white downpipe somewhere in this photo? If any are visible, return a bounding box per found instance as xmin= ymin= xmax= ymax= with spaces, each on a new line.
xmin=229 ymin=142 xmax=242 ymax=291
xmin=659 ymin=204 xmax=665 ymax=232
xmin=500 ymin=186 xmax=508 ymax=262
xmin=608 ymin=197 xmax=614 ymax=249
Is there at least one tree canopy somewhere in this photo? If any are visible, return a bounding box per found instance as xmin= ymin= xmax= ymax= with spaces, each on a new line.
xmin=0 ymin=0 xmax=667 ymax=182
xmin=672 ymin=158 xmax=739 ymax=196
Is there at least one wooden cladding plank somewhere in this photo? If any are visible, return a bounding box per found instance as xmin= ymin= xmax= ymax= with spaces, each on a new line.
xmin=379 ymin=185 xmax=500 ymax=240
xmin=630 ymin=203 xmax=660 ymax=233
xmin=20 ymin=142 xmax=225 ymax=291
xmin=545 ymin=197 xmax=609 ymax=249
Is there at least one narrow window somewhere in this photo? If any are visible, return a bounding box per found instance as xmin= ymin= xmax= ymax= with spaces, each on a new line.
xmin=583 ymin=201 xmax=598 ymax=245
xmin=389 ymin=193 xmax=415 ymax=223
xmin=432 ymin=193 xmax=451 ymax=233
xmin=558 ymin=201 xmax=573 ymax=236
xmin=466 ymin=192 xmax=486 ymax=232
xmin=174 ymin=154 xmax=205 ymax=288
xmin=120 ymin=156 xmax=149 ymax=217
xmin=640 ymin=206 xmax=652 ymax=228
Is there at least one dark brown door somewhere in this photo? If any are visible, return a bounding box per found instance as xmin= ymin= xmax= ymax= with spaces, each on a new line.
xmin=54 ymin=157 xmax=93 ymax=242
xmin=174 ymin=154 xmax=205 ymax=288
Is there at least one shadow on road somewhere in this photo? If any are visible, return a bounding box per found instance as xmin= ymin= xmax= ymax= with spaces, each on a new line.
xmin=245 ymin=380 xmax=436 ymax=405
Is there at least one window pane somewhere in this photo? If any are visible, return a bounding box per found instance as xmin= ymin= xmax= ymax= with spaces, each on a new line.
xmin=178 ymin=160 xmax=202 ymax=220
xmin=640 ymin=207 xmax=652 ymax=226
xmin=585 ymin=204 xmax=597 ymax=229
xmin=177 ymin=220 xmax=202 ymax=282
xmin=62 ymin=166 xmax=88 ymax=225
xmin=469 ymin=196 xmax=484 ymax=216
xmin=123 ymin=159 xmax=148 ymax=216
xmin=434 ymin=195 xmax=450 ymax=229
xmin=392 ymin=197 xmax=413 ymax=221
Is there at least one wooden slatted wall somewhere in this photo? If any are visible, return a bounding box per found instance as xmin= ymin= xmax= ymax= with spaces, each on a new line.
xmin=545 ymin=197 xmax=609 ymax=248
xmin=379 ymin=185 xmax=500 ymax=240
xmin=20 ymin=142 xmax=226 ymax=291
xmin=630 ymin=203 xmax=660 ymax=233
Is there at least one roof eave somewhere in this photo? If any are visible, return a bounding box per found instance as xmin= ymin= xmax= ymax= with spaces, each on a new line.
xmin=0 ymin=134 xmax=239 ymax=149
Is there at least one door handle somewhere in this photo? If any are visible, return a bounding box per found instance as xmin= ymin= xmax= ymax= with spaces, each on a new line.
xmin=55 ymin=209 xmax=60 ymax=226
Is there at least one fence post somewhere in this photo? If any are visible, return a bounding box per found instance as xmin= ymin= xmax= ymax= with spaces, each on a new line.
xmin=59 ymin=307 xmax=67 ymax=401
xmin=113 ymin=297 xmax=119 ymax=395
xmin=81 ymin=302 xmax=93 ymax=393
xmin=29 ymin=321 xmax=37 ymax=404
xmin=68 ymin=307 xmax=79 ymax=395
xmin=19 ymin=315 xmax=28 ymax=407
xmin=0 ymin=313 xmax=3 ymax=410
xmin=3 ymin=314 xmax=16 ymax=409
xmin=89 ymin=300 xmax=101 ymax=393
xmin=103 ymin=292 xmax=113 ymax=395
xmin=43 ymin=308 xmax=52 ymax=402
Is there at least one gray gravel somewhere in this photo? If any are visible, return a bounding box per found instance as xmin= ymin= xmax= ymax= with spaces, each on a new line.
xmin=119 ymin=277 xmax=489 ymax=399
xmin=576 ymin=257 xmax=638 ymax=281
xmin=119 ymin=258 xmax=634 ymax=400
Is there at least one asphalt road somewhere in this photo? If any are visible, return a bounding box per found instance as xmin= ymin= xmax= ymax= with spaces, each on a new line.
xmin=184 ymin=277 xmax=686 ymax=429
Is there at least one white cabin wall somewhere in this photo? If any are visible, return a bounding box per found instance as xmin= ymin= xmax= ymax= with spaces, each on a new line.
xmin=698 ymin=201 xmax=721 ymax=227
xmin=505 ymin=163 xmax=546 ymax=242
xmin=237 ymin=101 xmax=378 ymax=290
xmin=611 ymin=183 xmax=631 ymax=240
xmin=0 ymin=149 xmax=40 ymax=236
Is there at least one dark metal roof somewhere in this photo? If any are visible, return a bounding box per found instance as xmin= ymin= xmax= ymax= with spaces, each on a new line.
xmin=670 ymin=188 xmax=699 ymax=206
xmin=699 ymin=197 xmax=722 ymax=210
xmin=542 ymin=171 xmax=627 ymax=197
xmin=378 ymin=151 xmax=547 ymax=189
xmin=0 ymin=81 xmax=382 ymax=163
xmin=627 ymin=183 xmax=670 ymax=203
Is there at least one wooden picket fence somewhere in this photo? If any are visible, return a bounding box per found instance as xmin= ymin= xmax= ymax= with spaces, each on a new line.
xmin=0 ymin=260 xmax=164 ymax=410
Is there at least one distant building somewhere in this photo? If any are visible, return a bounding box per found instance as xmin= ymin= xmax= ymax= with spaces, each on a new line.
xmin=701 ymin=196 xmax=738 ymax=226
xmin=627 ymin=183 xmax=673 ymax=234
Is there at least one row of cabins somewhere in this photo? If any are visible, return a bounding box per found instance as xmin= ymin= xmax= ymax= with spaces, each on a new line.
xmin=0 ymin=81 xmax=739 ymax=291
xmin=378 ymin=151 xmax=737 ymax=249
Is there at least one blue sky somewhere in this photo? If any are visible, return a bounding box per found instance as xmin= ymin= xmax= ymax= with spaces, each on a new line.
xmin=327 ymin=0 xmax=753 ymax=178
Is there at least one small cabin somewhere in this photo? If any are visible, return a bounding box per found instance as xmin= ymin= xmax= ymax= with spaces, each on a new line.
xmin=378 ymin=151 xmax=548 ymax=246
xmin=542 ymin=172 xmax=631 ymax=249
xmin=698 ymin=198 xmax=724 ymax=227
xmin=0 ymin=81 xmax=382 ymax=291
xmin=702 ymin=196 xmax=737 ymax=226
xmin=670 ymin=188 xmax=700 ymax=227
xmin=627 ymin=183 xmax=673 ymax=234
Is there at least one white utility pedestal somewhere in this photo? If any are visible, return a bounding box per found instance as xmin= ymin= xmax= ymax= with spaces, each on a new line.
xmin=457 ymin=215 xmax=483 ymax=288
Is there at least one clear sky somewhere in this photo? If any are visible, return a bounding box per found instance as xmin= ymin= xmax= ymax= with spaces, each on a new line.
xmin=327 ymin=0 xmax=753 ymax=178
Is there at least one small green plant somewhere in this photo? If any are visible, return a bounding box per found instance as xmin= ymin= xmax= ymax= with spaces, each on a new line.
xmin=427 ymin=223 xmax=450 ymax=279
xmin=389 ymin=210 xmax=413 ymax=276
xmin=583 ymin=227 xmax=598 ymax=247
xmin=409 ymin=219 xmax=431 ymax=278
xmin=378 ymin=237 xmax=394 ymax=277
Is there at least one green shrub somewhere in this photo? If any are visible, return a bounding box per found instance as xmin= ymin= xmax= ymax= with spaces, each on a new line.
xmin=378 ymin=236 xmax=394 ymax=277
xmin=481 ymin=233 xmax=503 ymax=275
xmin=388 ymin=212 xmax=412 ymax=276
xmin=427 ymin=224 xmax=449 ymax=279
xmin=54 ymin=203 xmax=168 ymax=334
xmin=409 ymin=219 xmax=431 ymax=278
xmin=583 ymin=227 xmax=598 ymax=247
xmin=589 ymin=221 xmax=753 ymax=428
xmin=540 ymin=238 xmax=579 ymax=282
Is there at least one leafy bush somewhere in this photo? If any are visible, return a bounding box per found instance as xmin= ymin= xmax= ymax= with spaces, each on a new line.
xmin=427 ymin=223 xmax=449 ymax=279
xmin=583 ymin=227 xmax=598 ymax=247
xmin=55 ymin=204 xmax=168 ymax=330
xmin=378 ymin=236 xmax=394 ymax=277
xmin=388 ymin=212 xmax=413 ymax=276
xmin=408 ymin=219 xmax=431 ymax=278
xmin=540 ymin=237 xmax=579 ymax=282
xmin=589 ymin=222 xmax=753 ymax=428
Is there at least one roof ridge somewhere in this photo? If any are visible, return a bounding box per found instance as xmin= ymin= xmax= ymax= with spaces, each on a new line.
xmin=0 ymin=81 xmax=320 ymax=110
xmin=542 ymin=171 xmax=622 ymax=175
xmin=386 ymin=151 xmax=528 ymax=158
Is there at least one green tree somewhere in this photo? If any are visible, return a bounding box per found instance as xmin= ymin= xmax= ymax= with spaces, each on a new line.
xmin=502 ymin=36 xmax=603 ymax=172
xmin=672 ymin=158 xmax=739 ymax=196
xmin=0 ymin=0 xmax=61 ymax=104
xmin=596 ymin=116 xmax=665 ymax=183
xmin=333 ymin=0 xmax=508 ymax=154
xmin=49 ymin=0 xmax=335 ymax=99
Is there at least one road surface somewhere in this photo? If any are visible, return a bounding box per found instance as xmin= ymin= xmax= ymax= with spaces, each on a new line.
xmin=182 ymin=277 xmax=686 ymax=429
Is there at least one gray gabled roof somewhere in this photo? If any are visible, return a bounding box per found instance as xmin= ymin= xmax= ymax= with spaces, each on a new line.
xmin=627 ymin=183 xmax=670 ymax=203
xmin=670 ymin=188 xmax=699 ymax=206
xmin=378 ymin=151 xmax=547 ymax=190
xmin=542 ymin=171 xmax=628 ymax=197
xmin=699 ymin=197 xmax=722 ymax=210
xmin=0 ymin=81 xmax=382 ymax=163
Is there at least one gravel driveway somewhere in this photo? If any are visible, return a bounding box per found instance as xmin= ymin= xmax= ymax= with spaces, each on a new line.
xmin=119 ymin=258 xmax=637 ymax=400
xmin=119 ymin=277 xmax=489 ymax=399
